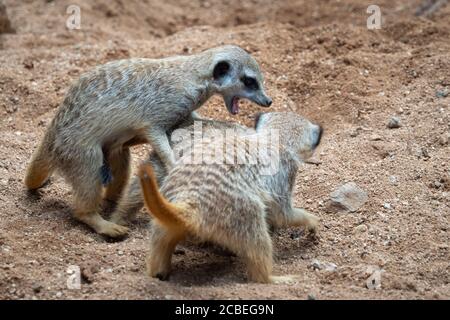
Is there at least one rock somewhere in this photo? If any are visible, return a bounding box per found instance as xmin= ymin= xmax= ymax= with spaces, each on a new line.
xmin=387 ymin=116 xmax=401 ymax=129
xmin=432 ymin=177 xmax=449 ymax=191
xmin=409 ymin=144 xmax=430 ymax=159
xmin=350 ymin=130 xmax=358 ymax=137
xmin=23 ymin=59 xmax=34 ymax=69
xmin=435 ymin=89 xmax=448 ymax=98
xmin=310 ymin=259 xmax=337 ymax=272
xmin=355 ymin=224 xmax=368 ymax=233
xmin=366 ymin=266 xmax=383 ymax=290
xmin=370 ymin=134 xmax=382 ymax=141
xmin=80 ymin=266 xmax=94 ymax=284
xmin=329 ymin=182 xmax=368 ymax=212
xmin=388 ymin=175 xmax=398 ymax=185
xmin=439 ymin=133 xmax=449 ymax=146
xmin=383 ymin=203 xmax=392 ymax=210
xmin=55 ymin=291 xmax=63 ymax=298
xmin=32 ymin=283 xmax=43 ymax=294
xmin=130 ymin=265 xmax=139 ymax=272
xmin=0 ymin=1 xmax=14 ymax=34
xmin=290 ymin=230 xmax=302 ymax=240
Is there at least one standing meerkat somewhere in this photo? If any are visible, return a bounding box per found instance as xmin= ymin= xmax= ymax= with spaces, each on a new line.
xmin=24 ymin=45 xmax=272 ymax=238
xmin=138 ymin=112 xmax=323 ymax=283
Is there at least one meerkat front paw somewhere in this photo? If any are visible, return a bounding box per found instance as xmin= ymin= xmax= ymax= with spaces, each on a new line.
xmin=293 ymin=208 xmax=319 ymax=233
xmin=305 ymin=212 xmax=319 ymax=233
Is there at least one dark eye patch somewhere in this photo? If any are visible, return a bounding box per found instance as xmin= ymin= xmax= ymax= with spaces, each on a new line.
xmin=241 ymin=76 xmax=259 ymax=90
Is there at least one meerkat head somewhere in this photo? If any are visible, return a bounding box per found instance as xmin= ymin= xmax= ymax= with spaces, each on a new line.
xmin=255 ymin=112 xmax=323 ymax=161
xmin=208 ymin=45 xmax=272 ymax=115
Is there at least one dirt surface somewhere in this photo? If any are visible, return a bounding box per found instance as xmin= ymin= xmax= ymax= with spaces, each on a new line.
xmin=0 ymin=0 xmax=449 ymax=300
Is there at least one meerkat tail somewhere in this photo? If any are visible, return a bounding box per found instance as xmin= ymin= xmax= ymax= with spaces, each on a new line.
xmin=24 ymin=138 xmax=53 ymax=190
xmin=139 ymin=164 xmax=191 ymax=230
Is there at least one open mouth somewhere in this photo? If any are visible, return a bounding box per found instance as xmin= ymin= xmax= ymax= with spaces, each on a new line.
xmin=231 ymin=96 xmax=240 ymax=115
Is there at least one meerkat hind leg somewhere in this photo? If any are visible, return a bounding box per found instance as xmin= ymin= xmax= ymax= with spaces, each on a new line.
xmin=25 ymin=146 xmax=53 ymax=190
xmin=236 ymin=218 xmax=300 ymax=284
xmin=146 ymin=225 xmax=185 ymax=280
xmin=109 ymin=177 xmax=143 ymax=226
xmin=72 ymin=170 xmax=129 ymax=238
xmin=238 ymin=227 xmax=276 ymax=283
xmin=104 ymin=148 xmax=131 ymax=203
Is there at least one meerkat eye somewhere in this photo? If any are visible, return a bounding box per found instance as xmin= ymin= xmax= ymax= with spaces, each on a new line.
xmin=241 ymin=76 xmax=259 ymax=90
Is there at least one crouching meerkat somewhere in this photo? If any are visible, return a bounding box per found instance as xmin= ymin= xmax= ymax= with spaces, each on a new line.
xmin=138 ymin=112 xmax=323 ymax=283
xmin=109 ymin=117 xmax=254 ymax=226
xmin=24 ymin=45 xmax=272 ymax=238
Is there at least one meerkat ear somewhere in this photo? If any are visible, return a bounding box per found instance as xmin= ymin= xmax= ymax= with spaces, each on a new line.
xmin=213 ymin=61 xmax=230 ymax=80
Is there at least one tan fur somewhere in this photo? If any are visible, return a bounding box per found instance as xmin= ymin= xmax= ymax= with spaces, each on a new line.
xmin=110 ymin=117 xmax=252 ymax=225
xmin=138 ymin=112 xmax=322 ymax=283
xmin=24 ymin=45 xmax=271 ymax=238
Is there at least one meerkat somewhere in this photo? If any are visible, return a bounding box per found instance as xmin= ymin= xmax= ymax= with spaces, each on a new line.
xmin=109 ymin=117 xmax=254 ymax=226
xmin=138 ymin=112 xmax=323 ymax=283
xmin=24 ymin=45 xmax=272 ymax=238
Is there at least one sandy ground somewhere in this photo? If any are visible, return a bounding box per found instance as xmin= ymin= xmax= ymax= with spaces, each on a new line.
xmin=0 ymin=0 xmax=449 ymax=300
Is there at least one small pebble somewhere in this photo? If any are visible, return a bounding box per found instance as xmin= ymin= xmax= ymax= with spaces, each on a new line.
xmin=439 ymin=133 xmax=449 ymax=146
xmin=435 ymin=89 xmax=448 ymax=98
xmin=32 ymin=284 xmax=43 ymax=294
xmin=355 ymin=224 xmax=368 ymax=233
xmin=389 ymin=176 xmax=398 ymax=185
xmin=310 ymin=259 xmax=337 ymax=272
xmin=387 ymin=116 xmax=401 ymax=129
xmin=370 ymin=134 xmax=382 ymax=141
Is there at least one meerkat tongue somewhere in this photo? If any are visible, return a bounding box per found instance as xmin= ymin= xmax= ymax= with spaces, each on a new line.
xmin=231 ymin=97 xmax=240 ymax=115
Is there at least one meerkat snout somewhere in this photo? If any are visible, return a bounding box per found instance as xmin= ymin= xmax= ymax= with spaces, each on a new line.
xmin=254 ymin=112 xmax=323 ymax=161
xmin=210 ymin=45 xmax=272 ymax=114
